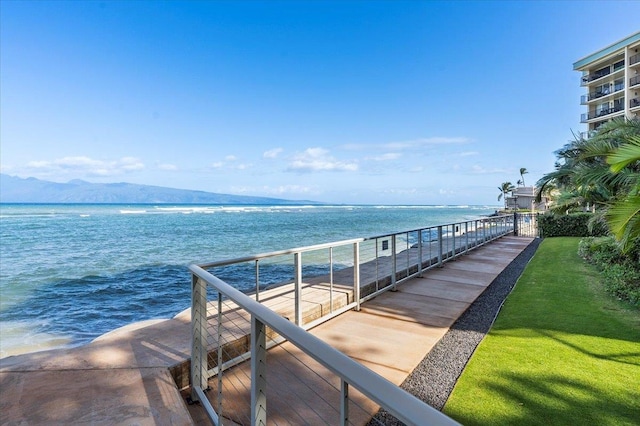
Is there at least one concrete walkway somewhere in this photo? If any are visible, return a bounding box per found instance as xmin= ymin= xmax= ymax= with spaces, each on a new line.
xmin=0 ymin=236 xmax=533 ymax=425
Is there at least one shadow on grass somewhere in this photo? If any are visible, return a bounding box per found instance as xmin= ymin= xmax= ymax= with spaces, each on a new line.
xmin=538 ymin=329 xmax=640 ymax=366
xmin=447 ymin=370 xmax=640 ymax=426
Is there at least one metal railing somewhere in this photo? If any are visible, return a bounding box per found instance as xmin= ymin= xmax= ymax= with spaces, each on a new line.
xmin=189 ymin=214 xmax=519 ymax=425
xmin=581 ymin=103 xmax=625 ymax=122
xmin=580 ymin=83 xmax=624 ymax=104
xmin=631 ymin=75 xmax=640 ymax=87
xmin=630 ymin=52 xmax=640 ymax=66
xmin=513 ymin=212 xmax=540 ymax=238
xmin=580 ymin=60 xmax=625 ymax=86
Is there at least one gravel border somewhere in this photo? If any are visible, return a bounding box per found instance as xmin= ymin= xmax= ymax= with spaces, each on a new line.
xmin=369 ymin=237 xmax=542 ymax=425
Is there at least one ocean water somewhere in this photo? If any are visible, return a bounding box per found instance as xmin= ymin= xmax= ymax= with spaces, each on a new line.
xmin=0 ymin=203 xmax=498 ymax=358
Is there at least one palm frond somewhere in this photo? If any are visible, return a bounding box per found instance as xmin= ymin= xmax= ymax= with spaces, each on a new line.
xmin=607 ymin=136 xmax=640 ymax=173
xmin=606 ymin=193 xmax=640 ymax=252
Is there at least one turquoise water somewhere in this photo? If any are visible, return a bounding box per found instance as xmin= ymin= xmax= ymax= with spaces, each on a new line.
xmin=0 ymin=203 xmax=498 ymax=357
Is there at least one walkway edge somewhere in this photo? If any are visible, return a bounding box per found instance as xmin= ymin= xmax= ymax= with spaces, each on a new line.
xmin=371 ymin=238 xmax=542 ymax=424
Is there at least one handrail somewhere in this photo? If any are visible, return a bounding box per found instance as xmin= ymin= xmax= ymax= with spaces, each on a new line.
xmin=580 ymin=83 xmax=624 ymax=104
xmin=190 ymin=264 xmax=459 ymax=426
xmin=189 ymin=213 xmax=523 ymax=424
xmin=581 ymin=103 xmax=625 ymax=122
xmin=198 ymin=237 xmax=364 ymax=268
xmin=199 ymin=216 xmax=510 ymax=269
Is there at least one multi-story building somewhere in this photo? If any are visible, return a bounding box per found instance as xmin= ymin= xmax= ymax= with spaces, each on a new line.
xmin=505 ymin=186 xmax=548 ymax=211
xmin=574 ymin=31 xmax=640 ymax=137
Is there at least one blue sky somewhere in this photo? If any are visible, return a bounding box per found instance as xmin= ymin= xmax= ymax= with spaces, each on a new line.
xmin=1 ymin=1 xmax=639 ymax=205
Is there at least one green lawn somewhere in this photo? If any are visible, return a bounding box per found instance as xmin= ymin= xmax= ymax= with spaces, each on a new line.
xmin=443 ymin=237 xmax=640 ymax=425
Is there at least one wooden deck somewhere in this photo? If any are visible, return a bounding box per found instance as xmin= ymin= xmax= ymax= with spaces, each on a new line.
xmin=188 ymin=236 xmax=534 ymax=424
xmin=0 ymin=236 xmax=533 ymax=425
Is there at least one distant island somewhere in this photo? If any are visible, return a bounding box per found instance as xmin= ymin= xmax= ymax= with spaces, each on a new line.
xmin=0 ymin=174 xmax=321 ymax=205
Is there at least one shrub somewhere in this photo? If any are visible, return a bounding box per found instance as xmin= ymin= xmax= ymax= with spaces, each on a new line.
xmin=539 ymin=213 xmax=608 ymax=237
xmin=602 ymin=264 xmax=640 ymax=305
xmin=579 ymin=236 xmax=640 ymax=306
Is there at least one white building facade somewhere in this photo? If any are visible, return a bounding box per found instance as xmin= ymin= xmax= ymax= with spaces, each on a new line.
xmin=574 ymin=31 xmax=640 ymax=137
xmin=505 ymin=186 xmax=548 ymax=211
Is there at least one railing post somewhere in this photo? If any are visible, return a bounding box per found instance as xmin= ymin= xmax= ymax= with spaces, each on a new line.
xmin=437 ymin=225 xmax=443 ymax=267
xmin=191 ymin=274 xmax=209 ymax=401
xmin=391 ymin=235 xmax=397 ymax=290
xmin=217 ymin=293 xmax=223 ymax=416
xmin=329 ymin=247 xmax=334 ymax=313
xmin=294 ymin=252 xmax=302 ymax=326
xmin=340 ymin=379 xmax=349 ymax=426
xmin=514 ymin=212 xmax=518 ymax=236
xmin=452 ymin=224 xmax=456 ymax=258
xmin=255 ymin=260 xmax=260 ymax=302
xmin=483 ymin=220 xmax=487 ymax=244
xmin=464 ymin=222 xmax=469 ymax=253
xmin=251 ymin=315 xmax=267 ymax=426
xmin=475 ymin=220 xmax=479 ymax=247
xmin=418 ymin=229 xmax=423 ymax=277
xmin=375 ymin=238 xmax=380 ymax=292
xmin=353 ymin=242 xmax=361 ymax=311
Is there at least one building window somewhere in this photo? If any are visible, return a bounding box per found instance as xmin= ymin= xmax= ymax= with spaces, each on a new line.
xmin=613 ymin=60 xmax=625 ymax=72
xmin=596 ymin=102 xmax=609 ymax=115
xmin=614 ymin=79 xmax=624 ymax=91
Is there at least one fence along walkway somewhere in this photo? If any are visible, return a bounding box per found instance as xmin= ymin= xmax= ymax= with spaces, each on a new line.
xmin=0 ymin=214 xmax=537 ymax=425
xmin=192 ymin=237 xmax=531 ymax=424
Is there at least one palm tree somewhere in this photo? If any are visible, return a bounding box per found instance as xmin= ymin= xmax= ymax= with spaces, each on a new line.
xmin=498 ymin=182 xmax=515 ymax=209
xmin=535 ymin=121 xmax=632 ymax=213
xmin=606 ymin=134 xmax=640 ymax=252
xmin=519 ymin=168 xmax=528 ymax=187
xmin=536 ymin=118 xmax=640 ymax=247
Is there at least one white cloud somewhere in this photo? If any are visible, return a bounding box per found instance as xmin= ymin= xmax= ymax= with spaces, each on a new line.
xmin=25 ymin=156 xmax=144 ymax=177
xmin=263 ymin=185 xmax=314 ymax=195
xmin=458 ymin=151 xmax=479 ymax=157
xmin=158 ymin=163 xmax=178 ymax=171
xmin=287 ymin=148 xmax=358 ymax=173
xmin=380 ymin=188 xmax=418 ymax=195
xmin=339 ymin=137 xmax=471 ymax=153
xmin=0 ymin=164 xmax=15 ymax=174
xmin=383 ymin=137 xmax=471 ymax=150
xmin=229 ymin=185 xmax=315 ymax=196
xmin=365 ymin=153 xmax=402 ymax=161
xmin=263 ymin=148 xmax=283 ymax=159
xmin=470 ymin=165 xmax=510 ymax=174
xmin=209 ymin=159 xmax=251 ymax=170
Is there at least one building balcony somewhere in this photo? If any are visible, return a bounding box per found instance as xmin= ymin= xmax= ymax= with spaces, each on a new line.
xmin=631 ymin=75 xmax=640 ymax=87
xmin=580 ymin=83 xmax=624 ymax=104
xmin=630 ymin=52 xmax=640 ymax=67
xmin=631 ymin=97 xmax=640 ymax=110
xmin=581 ymin=103 xmax=625 ymax=123
xmin=580 ymin=60 xmax=625 ymax=86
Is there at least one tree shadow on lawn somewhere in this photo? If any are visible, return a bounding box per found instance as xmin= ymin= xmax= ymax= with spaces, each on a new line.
xmin=494 ymin=328 xmax=640 ymax=367
xmin=446 ymin=370 xmax=640 ymax=426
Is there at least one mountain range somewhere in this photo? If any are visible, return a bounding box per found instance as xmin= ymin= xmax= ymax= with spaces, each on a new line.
xmin=0 ymin=174 xmax=319 ymax=205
